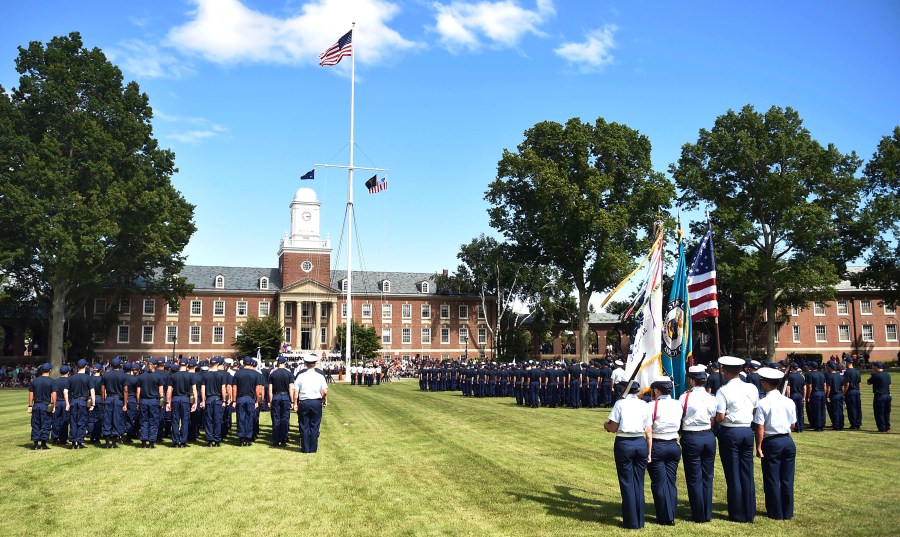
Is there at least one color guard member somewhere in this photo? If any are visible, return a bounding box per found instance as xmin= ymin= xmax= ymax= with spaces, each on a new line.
xmin=753 ymin=367 xmax=797 ymax=520
xmin=648 ymin=377 xmax=681 ymax=526
xmin=679 ymin=365 xmax=717 ymax=523
xmin=605 ymin=381 xmax=652 ymax=529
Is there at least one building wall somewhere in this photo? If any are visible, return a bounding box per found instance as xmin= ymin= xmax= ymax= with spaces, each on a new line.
xmin=774 ymin=292 xmax=899 ymax=360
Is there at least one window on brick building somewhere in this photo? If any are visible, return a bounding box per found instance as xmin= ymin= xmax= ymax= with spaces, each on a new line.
xmin=237 ymin=301 xmax=248 ymax=317
xmin=284 ymin=327 xmax=292 ymax=345
xmin=362 ymin=303 xmax=372 ymax=318
xmin=813 ymin=302 xmax=826 ymax=316
xmin=94 ymin=298 xmax=107 ymax=315
xmin=402 ymin=327 xmax=411 ymax=344
xmin=421 ymin=304 xmax=431 ymax=319
xmin=190 ymin=300 xmax=202 ymax=316
xmin=440 ymin=328 xmax=450 ymax=344
xmin=341 ymin=303 xmax=347 ymax=318
xmin=402 ymin=304 xmax=411 ymax=318
xmin=213 ymin=326 xmax=224 ymax=344
xmin=422 ymin=328 xmax=431 ymax=344
xmin=117 ymin=325 xmax=130 ymax=344
xmin=142 ymin=325 xmax=154 ymax=344
xmin=166 ymin=326 xmax=177 ymax=344
xmin=836 ymin=300 xmax=848 ymax=315
xmin=382 ymin=280 xmax=391 ymax=292
xmin=259 ymin=277 xmax=269 ymax=290
xmin=478 ymin=327 xmax=487 ymax=344
xmin=459 ymin=305 xmax=468 ymax=319
xmin=214 ymin=300 xmax=225 ymax=316
xmin=477 ymin=306 xmax=486 ymax=320
xmin=862 ymin=324 xmax=874 ymax=342
xmin=167 ymin=302 xmax=179 ymax=316
xmin=215 ymin=275 xmax=225 ymax=289
xmin=382 ymin=327 xmax=391 ymax=344
xmin=421 ymin=281 xmax=430 ymax=293
xmin=886 ymin=303 xmax=897 ymax=315
xmin=860 ymin=299 xmax=872 ymax=315
xmin=190 ymin=326 xmax=201 ymax=344
xmin=119 ymin=298 xmax=131 ymax=315
xmin=259 ymin=301 xmax=270 ymax=317
xmin=790 ymin=305 xmax=799 ymax=316
xmin=887 ymin=324 xmax=898 ymax=342
xmin=792 ymin=325 xmax=800 ymax=343
xmin=143 ymin=299 xmax=155 ymax=315
xmin=382 ymin=303 xmax=392 ymax=319
xmin=815 ymin=325 xmax=827 ymax=342
xmin=440 ymin=305 xmax=450 ymax=319
xmin=459 ymin=327 xmax=469 ymax=344
xmin=838 ymin=325 xmax=851 ymax=342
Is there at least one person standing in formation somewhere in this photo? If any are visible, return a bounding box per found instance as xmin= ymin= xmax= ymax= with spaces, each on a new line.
xmin=785 ymin=363 xmax=805 ymax=433
xmin=714 ymin=356 xmax=759 ymax=523
xmin=604 ymin=381 xmax=652 ymax=529
xmin=678 ymin=365 xmax=717 ymax=523
xmin=167 ymin=359 xmax=197 ymax=448
xmin=101 ymin=357 xmax=128 ymax=448
xmin=753 ymin=367 xmax=797 ymax=520
xmin=27 ymin=363 xmax=55 ymax=450
xmin=201 ymin=357 xmax=228 ymax=447
xmin=648 ymin=377 xmax=681 ymax=526
xmin=51 ymin=365 xmax=71 ymax=445
xmin=868 ymin=362 xmax=892 ymax=433
xmin=233 ymin=357 xmax=263 ymax=446
xmin=842 ymin=358 xmax=862 ymax=430
xmin=268 ymin=356 xmax=294 ymax=447
xmin=136 ymin=359 xmax=163 ymax=448
xmin=291 ymin=354 xmax=328 ymax=453
xmin=64 ymin=359 xmax=94 ymax=450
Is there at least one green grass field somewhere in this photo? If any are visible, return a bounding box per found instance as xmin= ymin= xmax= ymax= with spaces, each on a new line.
xmin=2 ymin=377 xmax=899 ymax=537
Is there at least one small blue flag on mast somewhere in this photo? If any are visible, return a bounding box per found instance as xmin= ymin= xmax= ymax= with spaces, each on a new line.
xmin=301 ymin=169 xmax=315 ymax=180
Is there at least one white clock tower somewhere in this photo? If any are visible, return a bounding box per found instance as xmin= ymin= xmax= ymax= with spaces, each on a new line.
xmin=278 ymin=187 xmax=332 ymax=288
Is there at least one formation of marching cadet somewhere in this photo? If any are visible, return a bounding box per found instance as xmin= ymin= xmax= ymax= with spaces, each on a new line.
xmin=419 ymin=355 xmax=892 ymax=527
xmin=348 ymin=362 xmax=384 ymax=387
xmin=27 ymin=353 xmax=330 ymax=452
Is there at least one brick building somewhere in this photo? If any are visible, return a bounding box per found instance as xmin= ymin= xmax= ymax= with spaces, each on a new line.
xmin=773 ymin=267 xmax=899 ymax=361
xmin=88 ymin=187 xmax=494 ymax=362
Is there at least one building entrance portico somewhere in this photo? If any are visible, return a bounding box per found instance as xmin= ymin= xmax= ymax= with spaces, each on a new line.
xmin=278 ymin=279 xmax=338 ymax=353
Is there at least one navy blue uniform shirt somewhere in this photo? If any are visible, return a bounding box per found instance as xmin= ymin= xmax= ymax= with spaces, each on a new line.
xmin=30 ymin=376 xmax=54 ymax=404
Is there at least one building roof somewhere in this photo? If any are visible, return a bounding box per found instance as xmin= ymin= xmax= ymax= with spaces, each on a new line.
xmin=180 ymin=265 xmax=282 ymax=292
xmin=836 ymin=265 xmax=875 ymax=293
xmin=329 ymin=270 xmax=445 ymax=295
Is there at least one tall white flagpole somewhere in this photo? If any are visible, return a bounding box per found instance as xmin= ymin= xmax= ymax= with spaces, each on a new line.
xmin=345 ymin=22 xmax=356 ymax=377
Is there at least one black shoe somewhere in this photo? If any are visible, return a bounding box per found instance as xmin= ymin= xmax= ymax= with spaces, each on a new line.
xmin=33 ymin=442 xmax=40 ymax=450
xmin=70 ymin=443 xmax=78 ymax=450
xmin=149 ymin=442 xmax=155 ymax=449
xmin=41 ymin=442 xmax=50 ymax=450
xmin=77 ymin=443 xmax=84 ymax=449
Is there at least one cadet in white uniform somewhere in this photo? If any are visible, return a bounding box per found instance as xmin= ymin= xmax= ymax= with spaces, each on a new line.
xmin=605 ymin=381 xmax=652 ymax=529
xmin=291 ymin=354 xmax=328 ymax=453
xmin=715 ymin=356 xmax=760 ymax=523
xmin=678 ymin=365 xmax=717 ymax=523
xmin=753 ymin=367 xmax=797 ymax=520
xmin=648 ymin=377 xmax=682 ymax=526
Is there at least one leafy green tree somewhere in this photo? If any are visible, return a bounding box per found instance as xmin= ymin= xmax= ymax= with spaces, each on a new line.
xmin=855 ymin=126 xmax=900 ymax=306
xmin=671 ymin=105 xmax=867 ymax=359
xmin=0 ymin=33 xmax=195 ymax=371
xmin=335 ymin=321 xmax=381 ymax=361
xmin=233 ymin=315 xmax=284 ymax=360
xmin=487 ymin=117 xmax=673 ymax=363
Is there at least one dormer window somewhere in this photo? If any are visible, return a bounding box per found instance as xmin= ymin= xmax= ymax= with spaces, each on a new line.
xmin=215 ymin=275 xmax=225 ymax=289
xmin=340 ymin=279 xmax=348 ymax=292
xmin=421 ymin=281 xmax=430 ymax=293
xmin=259 ymin=277 xmax=269 ymax=290
xmin=382 ymin=280 xmax=391 ymax=293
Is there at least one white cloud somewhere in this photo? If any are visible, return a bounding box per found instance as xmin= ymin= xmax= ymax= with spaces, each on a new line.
xmin=431 ymin=0 xmax=555 ymax=52
xmin=155 ymin=111 xmax=228 ymax=144
xmin=108 ymin=39 xmax=194 ymax=79
xmin=166 ymin=0 xmax=417 ymax=67
xmin=554 ymin=24 xmax=617 ymax=73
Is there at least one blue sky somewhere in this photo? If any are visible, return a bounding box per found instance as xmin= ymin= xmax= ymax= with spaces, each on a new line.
xmin=3 ymin=1 xmax=899 ymax=295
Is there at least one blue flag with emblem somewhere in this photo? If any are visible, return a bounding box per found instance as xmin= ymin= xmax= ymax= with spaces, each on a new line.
xmin=301 ymin=169 xmax=315 ymax=180
xmin=663 ymin=221 xmax=692 ymax=397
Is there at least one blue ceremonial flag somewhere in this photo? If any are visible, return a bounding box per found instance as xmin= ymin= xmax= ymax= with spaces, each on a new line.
xmin=663 ymin=222 xmax=692 ymax=397
xmin=301 ymin=169 xmax=315 ymax=180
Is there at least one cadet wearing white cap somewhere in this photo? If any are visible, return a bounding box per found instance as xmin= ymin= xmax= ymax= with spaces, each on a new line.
xmin=679 ymin=364 xmax=717 ymax=523
xmin=291 ymin=354 xmax=328 ymax=453
xmin=604 ymin=381 xmax=652 ymax=529
xmin=648 ymin=377 xmax=682 ymax=526
xmin=753 ymin=367 xmax=797 ymax=520
xmin=611 ymin=360 xmax=627 ymax=400
xmin=714 ymin=356 xmax=759 ymax=523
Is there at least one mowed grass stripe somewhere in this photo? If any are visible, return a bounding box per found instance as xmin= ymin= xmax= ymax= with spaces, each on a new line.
xmin=1 ymin=377 xmax=899 ymax=537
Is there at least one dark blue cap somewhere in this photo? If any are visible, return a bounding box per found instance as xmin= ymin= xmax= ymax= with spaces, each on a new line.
xmin=188 ymin=359 xmax=197 ymax=367
xmin=178 ymin=358 xmax=187 ymax=366
xmin=76 ymin=358 xmax=88 ymax=368
xmin=874 ymin=361 xmax=885 ymax=369
xmin=149 ymin=358 xmax=158 ymax=365
xmin=211 ymin=356 xmax=223 ymax=364
xmin=39 ymin=363 xmax=52 ymax=372
xmin=60 ymin=365 xmax=71 ymax=374
xmin=123 ymin=362 xmax=132 ymax=371
xmin=243 ymin=356 xmax=255 ymax=365
xmin=110 ymin=357 xmax=122 ymax=367
xmin=827 ymin=360 xmax=838 ymax=369
xmin=277 ymin=356 xmax=287 ymax=363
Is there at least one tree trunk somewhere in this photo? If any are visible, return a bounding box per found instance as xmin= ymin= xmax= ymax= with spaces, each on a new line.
xmin=49 ymin=283 xmax=69 ymax=374
xmin=766 ymin=287 xmax=777 ymax=361
xmin=578 ymin=288 xmax=591 ymax=364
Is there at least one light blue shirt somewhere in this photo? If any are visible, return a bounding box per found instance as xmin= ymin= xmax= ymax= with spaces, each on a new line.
xmin=608 ymin=394 xmax=651 ymax=436
xmin=716 ymin=377 xmax=759 ymax=426
xmin=753 ymin=389 xmax=796 ymax=436
xmin=678 ymin=387 xmax=717 ymax=431
xmin=292 ymin=369 xmax=327 ymax=401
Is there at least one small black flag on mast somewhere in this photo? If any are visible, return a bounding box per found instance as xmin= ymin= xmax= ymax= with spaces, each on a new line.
xmin=301 ymin=169 xmax=314 ymax=180
xmin=365 ymin=174 xmax=387 ymax=194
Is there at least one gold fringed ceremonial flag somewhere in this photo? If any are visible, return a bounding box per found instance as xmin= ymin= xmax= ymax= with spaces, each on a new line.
xmin=624 ymin=230 xmax=667 ymax=394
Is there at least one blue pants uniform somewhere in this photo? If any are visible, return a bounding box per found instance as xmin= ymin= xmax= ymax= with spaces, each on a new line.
xmin=717 ymin=426 xmax=756 ymax=523
xmin=809 ymin=391 xmax=826 ymax=430
xmin=31 ymin=402 xmax=52 ymax=442
xmin=649 ymin=439 xmax=681 ymax=525
xmin=270 ymin=394 xmax=291 ymax=445
xmin=236 ymin=396 xmax=256 ymax=440
xmin=680 ymin=430 xmax=716 ymax=523
xmin=588 ymin=381 xmax=599 ymax=408
xmin=223 ymin=404 xmax=233 ymax=437
xmin=52 ymin=401 xmax=69 ymax=443
xmin=570 ymin=380 xmax=581 ymax=409
xmin=874 ymin=394 xmax=892 ymax=432
xmin=140 ymin=400 xmax=160 ymax=442
xmin=827 ymin=393 xmax=844 ymax=430
xmin=760 ymin=434 xmax=796 ymax=520
xmin=88 ymin=401 xmax=104 ymax=441
xmin=69 ymin=399 xmax=88 ymax=444
xmin=601 ymin=381 xmax=612 ymax=407
xmin=204 ymin=397 xmax=224 ymax=443
xmin=614 ymin=436 xmax=648 ymax=529
xmin=298 ymin=399 xmax=323 ymax=453
xmin=126 ymin=398 xmax=140 ymax=439
xmin=171 ymin=396 xmax=191 ymax=444
xmin=529 ymin=382 xmax=540 ymax=408
xmin=790 ymin=393 xmax=804 ymax=432
xmin=103 ymin=396 xmax=124 ymax=438
xmin=845 ymin=389 xmax=862 ymax=429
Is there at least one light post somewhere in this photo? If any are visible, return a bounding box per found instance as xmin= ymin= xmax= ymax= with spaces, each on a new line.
xmin=464 ymin=335 xmax=469 ymax=360
xmin=171 ymin=334 xmax=177 ymax=362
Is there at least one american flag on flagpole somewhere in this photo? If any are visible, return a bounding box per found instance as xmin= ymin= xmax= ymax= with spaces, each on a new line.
xmin=319 ymin=30 xmax=353 ymax=66
xmin=365 ymin=174 xmax=387 ymax=194
xmin=687 ymin=220 xmax=719 ymax=320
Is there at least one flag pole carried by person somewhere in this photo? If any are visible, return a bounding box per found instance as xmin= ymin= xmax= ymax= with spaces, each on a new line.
xmin=663 ymin=217 xmax=692 ymax=397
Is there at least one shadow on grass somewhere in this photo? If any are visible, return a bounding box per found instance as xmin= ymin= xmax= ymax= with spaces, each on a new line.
xmin=509 ymin=484 xmax=621 ymax=524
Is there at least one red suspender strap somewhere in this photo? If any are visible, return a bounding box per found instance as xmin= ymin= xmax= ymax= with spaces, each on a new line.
xmin=683 ymin=391 xmax=691 ymax=417
xmin=653 ymin=399 xmax=659 ymax=422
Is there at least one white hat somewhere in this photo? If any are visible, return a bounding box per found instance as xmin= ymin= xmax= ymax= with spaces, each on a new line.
xmin=749 ymin=360 xmax=761 ymax=368
xmin=688 ymin=365 xmax=708 ymax=374
xmin=719 ymin=356 xmax=745 ymax=367
xmin=614 ymin=360 xmax=624 ymax=367
xmin=303 ymin=353 xmax=318 ymax=363
xmin=758 ymin=367 xmax=784 ymax=380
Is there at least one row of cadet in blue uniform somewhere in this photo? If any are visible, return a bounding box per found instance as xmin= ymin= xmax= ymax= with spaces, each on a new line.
xmin=26 ymin=354 xmax=330 ymax=452
xmin=418 ymin=356 xmax=892 ymax=433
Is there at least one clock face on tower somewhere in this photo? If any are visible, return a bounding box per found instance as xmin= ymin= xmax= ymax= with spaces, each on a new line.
xmin=302 ymin=211 xmax=312 ymax=221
